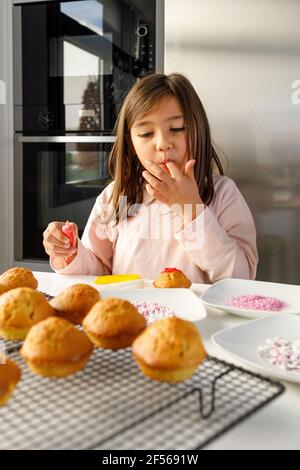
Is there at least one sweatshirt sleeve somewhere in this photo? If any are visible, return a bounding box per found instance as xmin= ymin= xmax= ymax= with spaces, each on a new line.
xmin=174 ymin=177 xmax=258 ymax=282
xmin=50 ymin=182 xmax=116 ymax=276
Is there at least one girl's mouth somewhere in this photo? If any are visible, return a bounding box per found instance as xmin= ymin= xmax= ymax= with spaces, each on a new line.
xmin=160 ymin=159 xmax=173 ymax=174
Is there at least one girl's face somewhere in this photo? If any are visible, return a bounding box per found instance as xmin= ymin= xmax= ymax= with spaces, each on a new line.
xmin=130 ymin=96 xmax=188 ymax=173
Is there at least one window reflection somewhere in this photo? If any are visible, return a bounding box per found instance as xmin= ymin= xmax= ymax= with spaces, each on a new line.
xmin=61 ymin=0 xmax=103 ymax=35
xmin=66 ymin=149 xmax=101 ymax=184
xmin=60 ymin=0 xmax=112 ymax=131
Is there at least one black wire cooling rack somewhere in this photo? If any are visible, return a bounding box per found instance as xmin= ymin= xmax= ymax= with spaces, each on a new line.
xmin=0 ymin=339 xmax=284 ymax=450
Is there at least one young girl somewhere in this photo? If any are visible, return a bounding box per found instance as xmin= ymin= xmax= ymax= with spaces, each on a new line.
xmin=43 ymin=73 xmax=258 ymax=283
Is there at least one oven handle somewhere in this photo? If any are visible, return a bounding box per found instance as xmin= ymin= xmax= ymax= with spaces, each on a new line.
xmin=17 ymin=136 xmax=117 ymax=143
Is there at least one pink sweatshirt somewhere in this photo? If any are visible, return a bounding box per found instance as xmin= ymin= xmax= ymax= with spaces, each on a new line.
xmin=52 ymin=175 xmax=258 ymax=283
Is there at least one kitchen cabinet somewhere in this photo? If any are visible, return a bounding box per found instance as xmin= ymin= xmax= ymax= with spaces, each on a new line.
xmin=0 ymin=0 xmax=13 ymax=272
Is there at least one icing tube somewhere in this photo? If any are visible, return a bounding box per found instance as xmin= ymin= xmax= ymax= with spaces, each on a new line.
xmin=62 ymin=221 xmax=76 ymax=247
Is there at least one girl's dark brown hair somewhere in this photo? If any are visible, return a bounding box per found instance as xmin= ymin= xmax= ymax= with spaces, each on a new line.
xmin=106 ymin=72 xmax=223 ymax=224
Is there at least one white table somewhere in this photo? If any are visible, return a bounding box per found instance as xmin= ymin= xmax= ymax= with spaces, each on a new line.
xmin=34 ymin=272 xmax=300 ymax=450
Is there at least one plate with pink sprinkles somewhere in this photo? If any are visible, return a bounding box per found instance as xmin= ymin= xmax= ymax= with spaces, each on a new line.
xmin=201 ymin=278 xmax=300 ymax=319
xmin=100 ymin=288 xmax=206 ymax=323
xmin=212 ymin=314 xmax=300 ymax=383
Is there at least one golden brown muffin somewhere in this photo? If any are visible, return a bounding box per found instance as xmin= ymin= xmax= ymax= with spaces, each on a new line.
xmin=0 ymin=267 xmax=38 ymax=291
xmin=83 ymin=297 xmax=147 ymax=350
xmin=153 ymin=268 xmax=192 ymax=288
xmin=0 ymin=354 xmax=21 ymax=406
xmin=132 ymin=317 xmax=207 ymax=382
xmin=20 ymin=316 xmax=93 ymax=378
xmin=0 ymin=284 xmax=8 ymax=296
xmin=0 ymin=287 xmax=55 ymax=340
xmin=50 ymin=284 xmax=101 ymax=324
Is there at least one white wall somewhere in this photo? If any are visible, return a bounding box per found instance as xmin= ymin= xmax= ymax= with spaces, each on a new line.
xmin=165 ymin=0 xmax=300 ymax=283
xmin=0 ymin=0 xmax=14 ymax=272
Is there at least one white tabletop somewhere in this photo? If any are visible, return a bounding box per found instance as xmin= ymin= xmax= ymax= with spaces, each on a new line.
xmin=35 ymin=272 xmax=300 ymax=450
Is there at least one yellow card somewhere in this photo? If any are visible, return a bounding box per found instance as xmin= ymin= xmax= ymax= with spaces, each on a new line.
xmin=94 ymin=274 xmax=141 ymax=285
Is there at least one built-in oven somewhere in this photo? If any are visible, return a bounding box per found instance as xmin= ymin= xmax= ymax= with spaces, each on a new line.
xmin=14 ymin=135 xmax=115 ymax=261
xmin=13 ymin=0 xmax=160 ymax=133
xmin=13 ymin=0 xmax=164 ymax=265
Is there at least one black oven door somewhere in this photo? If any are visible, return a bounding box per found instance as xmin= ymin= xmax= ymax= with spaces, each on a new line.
xmin=14 ymin=135 xmax=115 ymax=261
xmin=13 ymin=0 xmax=156 ymax=133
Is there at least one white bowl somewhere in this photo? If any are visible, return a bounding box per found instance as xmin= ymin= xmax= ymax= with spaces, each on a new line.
xmin=201 ymin=278 xmax=300 ymax=319
xmin=212 ymin=314 xmax=300 ymax=384
xmin=100 ymin=288 xmax=206 ymax=323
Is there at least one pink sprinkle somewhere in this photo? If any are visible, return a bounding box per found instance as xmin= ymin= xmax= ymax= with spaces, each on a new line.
xmin=226 ymin=294 xmax=288 ymax=311
xmin=132 ymin=301 xmax=175 ymax=324
xmin=259 ymin=337 xmax=300 ymax=372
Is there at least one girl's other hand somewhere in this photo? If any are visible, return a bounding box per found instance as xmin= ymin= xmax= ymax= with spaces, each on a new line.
xmin=142 ymin=159 xmax=202 ymax=207
xmin=43 ymin=221 xmax=78 ymax=269
xmin=142 ymin=159 xmax=205 ymax=226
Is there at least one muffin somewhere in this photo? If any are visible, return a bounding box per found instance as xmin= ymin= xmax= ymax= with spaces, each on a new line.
xmin=0 ymin=287 xmax=55 ymax=340
xmin=0 ymin=354 xmax=21 ymax=406
xmin=50 ymin=284 xmax=101 ymax=324
xmin=83 ymin=297 xmax=147 ymax=350
xmin=153 ymin=268 xmax=192 ymax=288
xmin=0 ymin=284 xmax=8 ymax=296
xmin=20 ymin=317 xmax=93 ymax=377
xmin=132 ymin=317 xmax=207 ymax=382
xmin=0 ymin=267 xmax=38 ymax=291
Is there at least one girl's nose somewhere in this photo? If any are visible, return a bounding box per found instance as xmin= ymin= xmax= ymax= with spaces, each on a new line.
xmin=156 ymin=136 xmax=173 ymax=152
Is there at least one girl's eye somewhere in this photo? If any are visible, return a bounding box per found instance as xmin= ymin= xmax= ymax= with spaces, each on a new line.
xmin=170 ymin=126 xmax=186 ymax=133
xmin=137 ymin=127 xmax=185 ymax=138
xmin=138 ymin=132 xmax=153 ymax=138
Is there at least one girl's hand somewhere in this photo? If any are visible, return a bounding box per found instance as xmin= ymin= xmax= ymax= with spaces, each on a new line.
xmin=142 ymin=159 xmax=205 ymax=224
xmin=43 ymin=221 xmax=78 ymax=269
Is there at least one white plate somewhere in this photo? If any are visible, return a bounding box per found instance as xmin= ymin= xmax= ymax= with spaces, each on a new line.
xmin=100 ymin=288 xmax=206 ymax=323
xmin=201 ymin=278 xmax=300 ymax=319
xmin=212 ymin=314 xmax=300 ymax=384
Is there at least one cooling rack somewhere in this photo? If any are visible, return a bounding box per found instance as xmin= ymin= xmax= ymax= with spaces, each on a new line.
xmin=0 ymin=342 xmax=284 ymax=450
